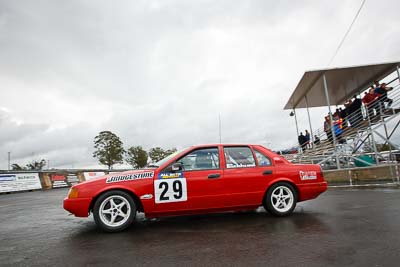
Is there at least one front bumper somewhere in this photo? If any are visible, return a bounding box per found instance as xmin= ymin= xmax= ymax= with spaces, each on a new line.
xmin=298 ymin=181 xmax=328 ymax=201
xmin=63 ymin=197 xmax=92 ymax=217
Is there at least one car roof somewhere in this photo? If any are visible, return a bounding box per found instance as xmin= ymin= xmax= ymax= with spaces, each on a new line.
xmin=191 ymin=144 xmax=261 ymax=148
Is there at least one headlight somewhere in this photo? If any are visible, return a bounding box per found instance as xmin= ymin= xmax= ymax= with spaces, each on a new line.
xmin=68 ymin=187 xmax=79 ymax=198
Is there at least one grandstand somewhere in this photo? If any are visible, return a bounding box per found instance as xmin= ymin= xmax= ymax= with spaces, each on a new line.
xmin=283 ymin=61 xmax=400 ymax=172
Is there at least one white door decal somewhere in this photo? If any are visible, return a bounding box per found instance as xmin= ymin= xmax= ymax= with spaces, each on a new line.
xmin=154 ymin=178 xmax=187 ymax=203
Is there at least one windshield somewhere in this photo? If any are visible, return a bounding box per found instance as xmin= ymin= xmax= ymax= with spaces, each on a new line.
xmin=148 ymin=147 xmax=191 ymax=168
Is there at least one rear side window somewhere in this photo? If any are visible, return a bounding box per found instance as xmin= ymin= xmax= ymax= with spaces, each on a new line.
xmin=224 ymin=147 xmax=256 ymax=168
xmin=254 ymin=149 xmax=272 ymax=166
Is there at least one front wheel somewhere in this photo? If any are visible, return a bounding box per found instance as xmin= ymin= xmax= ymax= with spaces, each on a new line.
xmin=93 ymin=190 xmax=136 ymax=232
xmin=264 ymin=182 xmax=297 ymax=216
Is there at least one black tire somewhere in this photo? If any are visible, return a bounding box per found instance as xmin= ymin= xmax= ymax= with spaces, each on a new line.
xmin=263 ymin=182 xmax=297 ymax=217
xmin=93 ymin=190 xmax=136 ymax=232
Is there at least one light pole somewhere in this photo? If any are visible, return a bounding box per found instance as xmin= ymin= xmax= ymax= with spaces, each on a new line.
xmin=289 ymin=110 xmax=299 ymax=137
xmin=8 ymin=152 xmax=11 ymax=171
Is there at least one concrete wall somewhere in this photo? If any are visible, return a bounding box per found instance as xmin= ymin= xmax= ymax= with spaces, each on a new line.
xmin=324 ymin=164 xmax=400 ymax=184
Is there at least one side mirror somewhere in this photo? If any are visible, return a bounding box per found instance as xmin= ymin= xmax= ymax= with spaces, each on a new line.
xmin=171 ymin=162 xmax=183 ymax=172
xmin=274 ymin=157 xmax=284 ymax=164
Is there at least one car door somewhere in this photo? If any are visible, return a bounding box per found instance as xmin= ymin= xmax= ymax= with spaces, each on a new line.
xmin=154 ymin=147 xmax=225 ymax=212
xmin=222 ymin=146 xmax=274 ymax=207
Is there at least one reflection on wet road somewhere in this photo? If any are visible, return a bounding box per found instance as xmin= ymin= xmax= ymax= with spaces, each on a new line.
xmin=1 ymin=188 xmax=400 ymax=266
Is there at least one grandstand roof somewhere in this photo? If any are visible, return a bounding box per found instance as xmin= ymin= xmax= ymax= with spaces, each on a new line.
xmin=284 ymin=61 xmax=400 ymax=110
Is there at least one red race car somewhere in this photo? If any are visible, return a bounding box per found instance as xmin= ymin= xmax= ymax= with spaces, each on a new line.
xmin=64 ymin=144 xmax=327 ymax=232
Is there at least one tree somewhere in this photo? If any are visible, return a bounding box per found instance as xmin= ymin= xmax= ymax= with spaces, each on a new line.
xmin=148 ymin=147 xmax=177 ymax=163
xmin=26 ymin=159 xmax=46 ymax=170
xmin=377 ymin=143 xmax=397 ymax=152
xmin=364 ymin=141 xmax=397 ymax=153
xmin=11 ymin=164 xmax=26 ymax=171
xmin=93 ymin=131 xmax=125 ymax=169
xmin=126 ymin=146 xmax=148 ymax=169
xmin=148 ymin=147 xmax=165 ymax=163
xmin=165 ymin=148 xmax=177 ymax=156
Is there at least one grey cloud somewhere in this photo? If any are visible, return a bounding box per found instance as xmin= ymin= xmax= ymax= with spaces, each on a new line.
xmin=0 ymin=110 xmax=49 ymax=145
xmin=0 ymin=110 xmax=97 ymax=168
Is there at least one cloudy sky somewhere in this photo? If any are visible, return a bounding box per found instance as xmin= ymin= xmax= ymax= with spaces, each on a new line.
xmin=0 ymin=0 xmax=399 ymax=169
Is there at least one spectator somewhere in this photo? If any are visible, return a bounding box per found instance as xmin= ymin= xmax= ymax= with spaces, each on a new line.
xmin=341 ymin=104 xmax=350 ymax=129
xmin=348 ymin=95 xmax=363 ymax=127
xmin=362 ymin=86 xmax=379 ymax=119
xmin=375 ymin=82 xmax=393 ymax=112
xmin=374 ymin=80 xmax=380 ymax=88
xmin=333 ymin=108 xmax=340 ymax=118
xmin=305 ymin=130 xmax=311 ymax=148
xmin=324 ymin=116 xmax=333 ymax=143
xmin=345 ymin=99 xmax=353 ymax=106
xmin=314 ymin=135 xmax=321 ymax=146
xmin=298 ymin=132 xmax=307 ymax=152
xmin=338 ymin=108 xmax=345 ymax=118
xmin=343 ymin=100 xmax=352 ymax=121
xmin=333 ymin=117 xmax=345 ymax=143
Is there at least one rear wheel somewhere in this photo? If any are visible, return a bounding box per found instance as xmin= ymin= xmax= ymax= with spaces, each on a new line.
xmin=264 ymin=182 xmax=297 ymax=216
xmin=93 ymin=190 xmax=136 ymax=232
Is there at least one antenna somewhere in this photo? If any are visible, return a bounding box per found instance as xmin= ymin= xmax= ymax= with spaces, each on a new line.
xmin=219 ymin=114 xmax=222 ymax=143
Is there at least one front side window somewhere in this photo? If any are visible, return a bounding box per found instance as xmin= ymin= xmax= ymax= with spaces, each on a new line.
xmin=151 ymin=147 xmax=190 ymax=168
xmin=176 ymin=148 xmax=220 ymax=171
xmin=224 ymin=147 xmax=256 ymax=168
xmin=254 ymin=149 xmax=272 ymax=166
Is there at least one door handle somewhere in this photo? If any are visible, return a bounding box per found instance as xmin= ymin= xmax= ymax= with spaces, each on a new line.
xmin=263 ymin=170 xmax=273 ymax=175
xmin=208 ymin=173 xmax=220 ymax=179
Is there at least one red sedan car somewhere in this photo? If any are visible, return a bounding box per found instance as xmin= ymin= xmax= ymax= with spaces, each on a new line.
xmin=64 ymin=144 xmax=327 ymax=232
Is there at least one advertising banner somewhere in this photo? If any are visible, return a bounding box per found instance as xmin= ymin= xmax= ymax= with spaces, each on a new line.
xmin=0 ymin=173 xmax=42 ymax=193
xmin=51 ymin=173 xmax=80 ymax=188
xmin=83 ymin=172 xmax=105 ymax=181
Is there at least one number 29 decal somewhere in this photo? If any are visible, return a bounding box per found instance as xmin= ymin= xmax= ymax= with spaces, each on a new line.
xmin=154 ymin=178 xmax=187 ymax=203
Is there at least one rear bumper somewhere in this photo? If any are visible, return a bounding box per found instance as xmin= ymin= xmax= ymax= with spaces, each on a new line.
xmin=298 ymin=181 xmax=328 ymax=201
xmin=63 ymin=197 xmax=92 ymax=217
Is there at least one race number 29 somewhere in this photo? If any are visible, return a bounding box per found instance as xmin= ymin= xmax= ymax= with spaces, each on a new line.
xmin=154 ymin=178 xmax=187 ymax=203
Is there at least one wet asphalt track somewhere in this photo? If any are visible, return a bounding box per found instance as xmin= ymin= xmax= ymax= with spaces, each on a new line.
xmin=1 ymin=188 xmax=400 ymax=267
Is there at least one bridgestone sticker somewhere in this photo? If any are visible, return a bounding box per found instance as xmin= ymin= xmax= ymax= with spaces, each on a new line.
xmin=106 ymin=171 xmax=154 ymax=183
xmin=154 ymin=178 xmax=187 ymax=203
xmin=299 ymin=171 xmax=317 ymax=180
